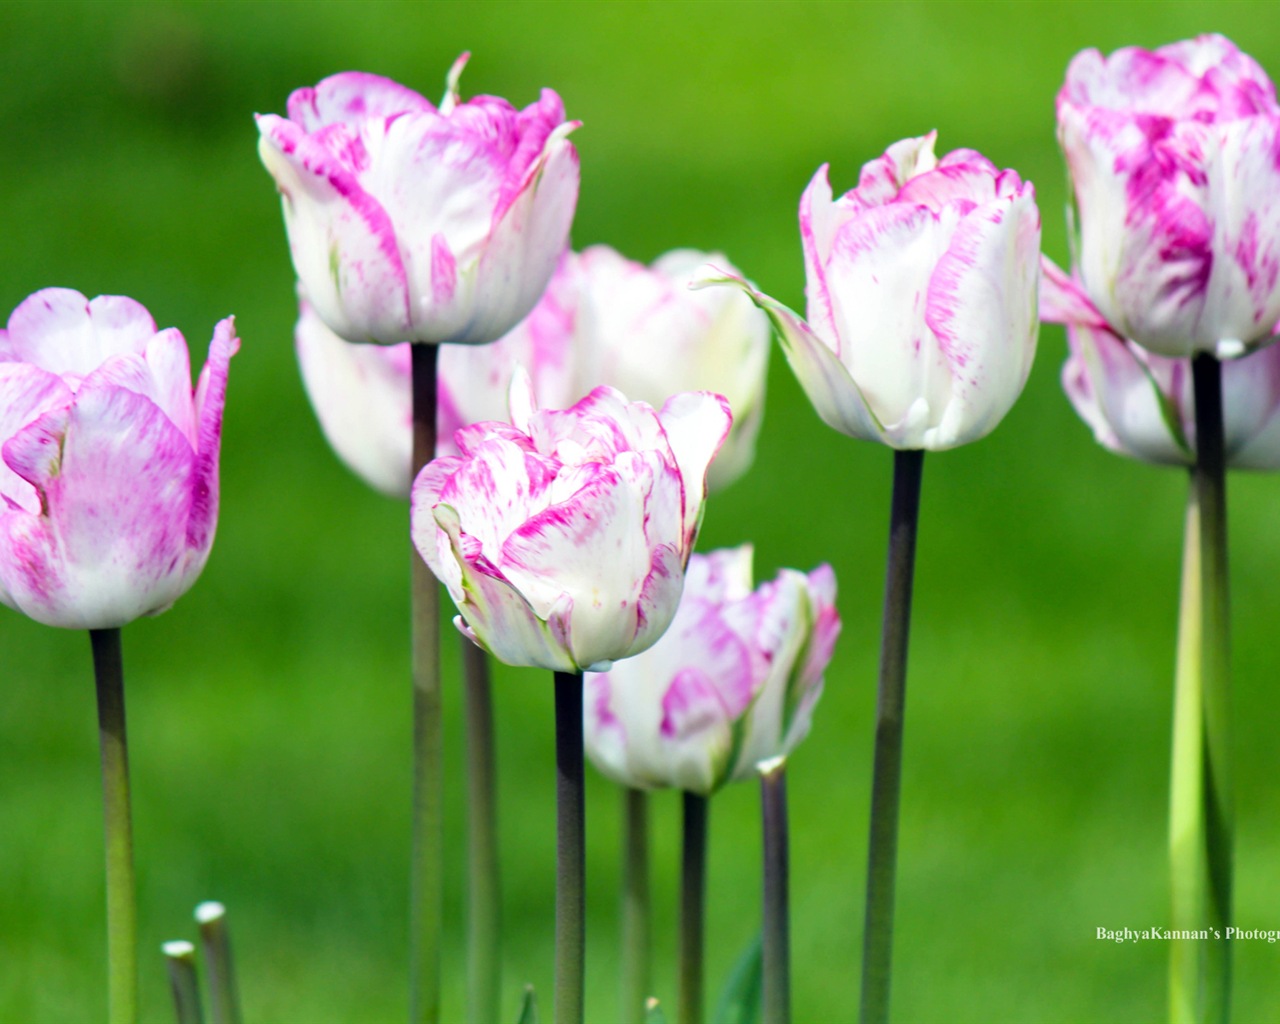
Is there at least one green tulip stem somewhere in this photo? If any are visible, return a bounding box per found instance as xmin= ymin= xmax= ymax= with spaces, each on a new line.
xmin=759 ymin=757 xmax=791 ymax=1024
xmin=462 ymin=640 xmax=501 ymax=1024
xmin=90 ymin=626 xmax=137 ymax=1024
xmin=859 ymin=447 xmax=925 ymax=1024
xmin=162 ymin=941 xmax=204 ymax=1024
xmin=554 ymin=670 xmax=586 ymax=1024
xmin=679 ymin=791 xmax=709 ymax=1024
xmin=1169 ymin=354 xmax=1233 ymax=1024
xmin=621 ymin=787 xmax=651 ymax=1024
xmin=410 ymin=340 xmax=444 ymax=1024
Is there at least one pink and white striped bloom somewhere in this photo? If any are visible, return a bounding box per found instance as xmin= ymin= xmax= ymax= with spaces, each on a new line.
xmin=410 ymin=376 xmax=731 ymax=672
xmin=584 ymin=546 xmax=839 ymax=795
xmin=1044 ymin=260 xmax=1280 ymax=467
xmin=702 ymin=133 xmax=1040 ymax=450
xmin=257 ymin=55 xmax=579 ymax=346
xmin=1057 ymin=34 xmax=1280 ymax=357
xmin=0 ymin=288 xmax=236 ymax=629
xmin=296 ymin=243 xmax=769 ymax=496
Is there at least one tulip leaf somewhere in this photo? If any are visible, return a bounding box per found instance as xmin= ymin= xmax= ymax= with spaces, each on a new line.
xmin=516 ymin=984 xmax=539 ymax=1024
xmin=711 ymin=931 xmax=763 ymax=1024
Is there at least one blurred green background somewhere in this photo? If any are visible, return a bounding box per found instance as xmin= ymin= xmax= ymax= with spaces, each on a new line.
xmin=3 ymin=1 xmax=1280 ymax=1021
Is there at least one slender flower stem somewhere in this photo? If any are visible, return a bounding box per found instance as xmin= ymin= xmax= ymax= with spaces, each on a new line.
xmin=1169 ymin=480 xmax=1206 ymax=1022
xmin=859 ymin=448 xmax=925 ymax=1024
xmin=162 ymin=941 xmax=204 ymax=1024
xmin=554 ymin=671 xmax=586 ymax=1024
xmin=759 ymin=757 xmax=790 ymax=1024
xmin=196 ymin=902 xmax=242 ymax=1024
xmin=1185 ymin=353 xmax=1232 ymax=1023
xmin=91 ymin=627 xmax=137 ymax=1024
xmin=679 ymin=791 xmax=709 ymax=1024
xmin=621 ymin=788 xmax=651 ymax=1024
xmin=462 ymin=640 xmax=501 ymax=1024
xmin=410 ymin=341 xmax=443 ymax=1024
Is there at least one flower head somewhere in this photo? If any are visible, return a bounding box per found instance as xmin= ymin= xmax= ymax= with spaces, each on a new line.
xmin=1057 ymin=34 xmax=1280 ymax=357
xmin=0 ymin=288 xmax=236 ymax=629
xmin=702 ymin=133 xmax=1040 ymax=450
xmin=258 ymin=55 xmax=579 ymax=346
xmin=411 ymin=376 xmax=731 ymax=672
xmin=585 ymin=545 xmax=839 ymax=795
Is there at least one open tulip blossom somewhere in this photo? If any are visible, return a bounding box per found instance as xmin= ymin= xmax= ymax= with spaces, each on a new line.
xmin=1043 ymin=259 xmax=1280 ymax=468
xmin=702 ymin=132 xmax=1040 ymax=452
xmin=0 ymin=288 xmax=237 ymax=630
xmin=257 ymin=54 xmax=579 ymax=348
xmin=584 ymin=545 xmax=839 ymax=796
xmin=411 ymin=374 xmax=731 ymax=673
xmin=1057 ymin=34 xmax=1280 ymax=358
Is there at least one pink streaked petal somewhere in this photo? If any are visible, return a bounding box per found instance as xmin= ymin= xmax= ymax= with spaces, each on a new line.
xmin=257 ymin=115 xmax=412 ymax=343
xmin=0 ymin=363 xmax=73 ymax=513
xmin=799 ymin=166 xmax=842 ymax=343
xmin=5 ymin=288 xmax=156 ymax=376
xmin=656 ymin=390 xmax=731 ymax=553
xmin=683 ymin=545 xmax=755 ymax=605
xmin=430 ymin=233 xmax=457 ymax=306
xmin=429 ymin=501 xmax=577 ymax=671
xmin=286 ymin=71 xmax=435 ymax=132
xmin=435 ymin=435 xmax=558 ymax=561
xmin=460 ymin=125 xmax=580 ymax=346
xmin=500 ymin=459 xmax=656 ymax=665
xmin=188 ymin=317 xmax=237 ymax=553
xmin=0 ymin=386 xmax=200 ymax=629
xmin=894 ymin=162 xmax=1001 ymax=211
xmin=629 ymin=541 xmax=685 ymax=657
xmin=924 ymin=192 xmax=1041 ymax=449
xmin=1039 ymin=257 xmax=1109 ymax=326
xmin=853 ymin=132 xmax=939 ymax=206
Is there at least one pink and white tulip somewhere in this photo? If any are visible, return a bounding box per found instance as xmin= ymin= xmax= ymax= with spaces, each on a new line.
xmin=585 ymin=545 xmax=839 ymax=795
xmin=1044 ymin=259 xmax=1280 ymax=467
xmin=257 ymin=55 xmax=579 ymax=346
xmin=702 ymin=133 xmax=1040 ymax=450
xmin=297 ymin=244 xmax=769 ymax=496
xmin=411 ymin=376 xmax=732 ymax=672
xmin=0 ymin=288 xmax=236 ymax=629
xmin=1057 ymin=34 xmax=1280 ymax=357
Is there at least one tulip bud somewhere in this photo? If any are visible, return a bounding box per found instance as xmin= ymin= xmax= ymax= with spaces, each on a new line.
xmin=410 ymin=375 xmax=732 ymax=672
xmin=1057 ymin=34 xmax=1280 ymax=357
xmin=258 ymin=55 xmax=580 ymax=346
xmin=0 ymin=288 xmax=236 ymax=629
xmin=702 ymin=133 xmax=1040 ymax=451
xmin=584 ymin=545 xmax=839 ymax=796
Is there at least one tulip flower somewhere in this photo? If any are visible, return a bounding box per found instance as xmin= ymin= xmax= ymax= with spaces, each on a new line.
xmin=584 ymin=545 xmax=839 ymax=796
xmin=701 ymin=132 xmax=1040 ymax=451
xmin=411 ymin=375 xmax=732 ymax=673
xmin=296 ymin=243 xmax=770 ymax=499
xmin=1044 ymin=259 xmax=1280 ymax=468
xmin=522 ymin=246 xmax=770 ymax=490
xmin=1057 ymin=34 xmax=1280 ymax=358
xmin=0 ymin=288 xmax=236 ymax=630
xmin=257 ymin=54 xmax=579 ymax=347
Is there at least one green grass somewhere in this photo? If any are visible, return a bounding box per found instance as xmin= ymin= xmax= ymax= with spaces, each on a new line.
xmin=4 ymin=2 xmax=1280 ymax=1021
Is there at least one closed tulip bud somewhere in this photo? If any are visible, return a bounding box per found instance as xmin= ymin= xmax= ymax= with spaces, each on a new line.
xmin=410 ymin=374 xmax=731 ymax=672
xmin=1057 ymin=34 xmax=1280 ymax=358
xmin=584 ymin=545 xmax=840 ymax=796
xmin=258 ymin=54 xmax=579 ymax=346
xmin=701 ymin=132 xmax=1040 ymax=451
xmin=0 ymin=288 xmax=236 ymax=629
